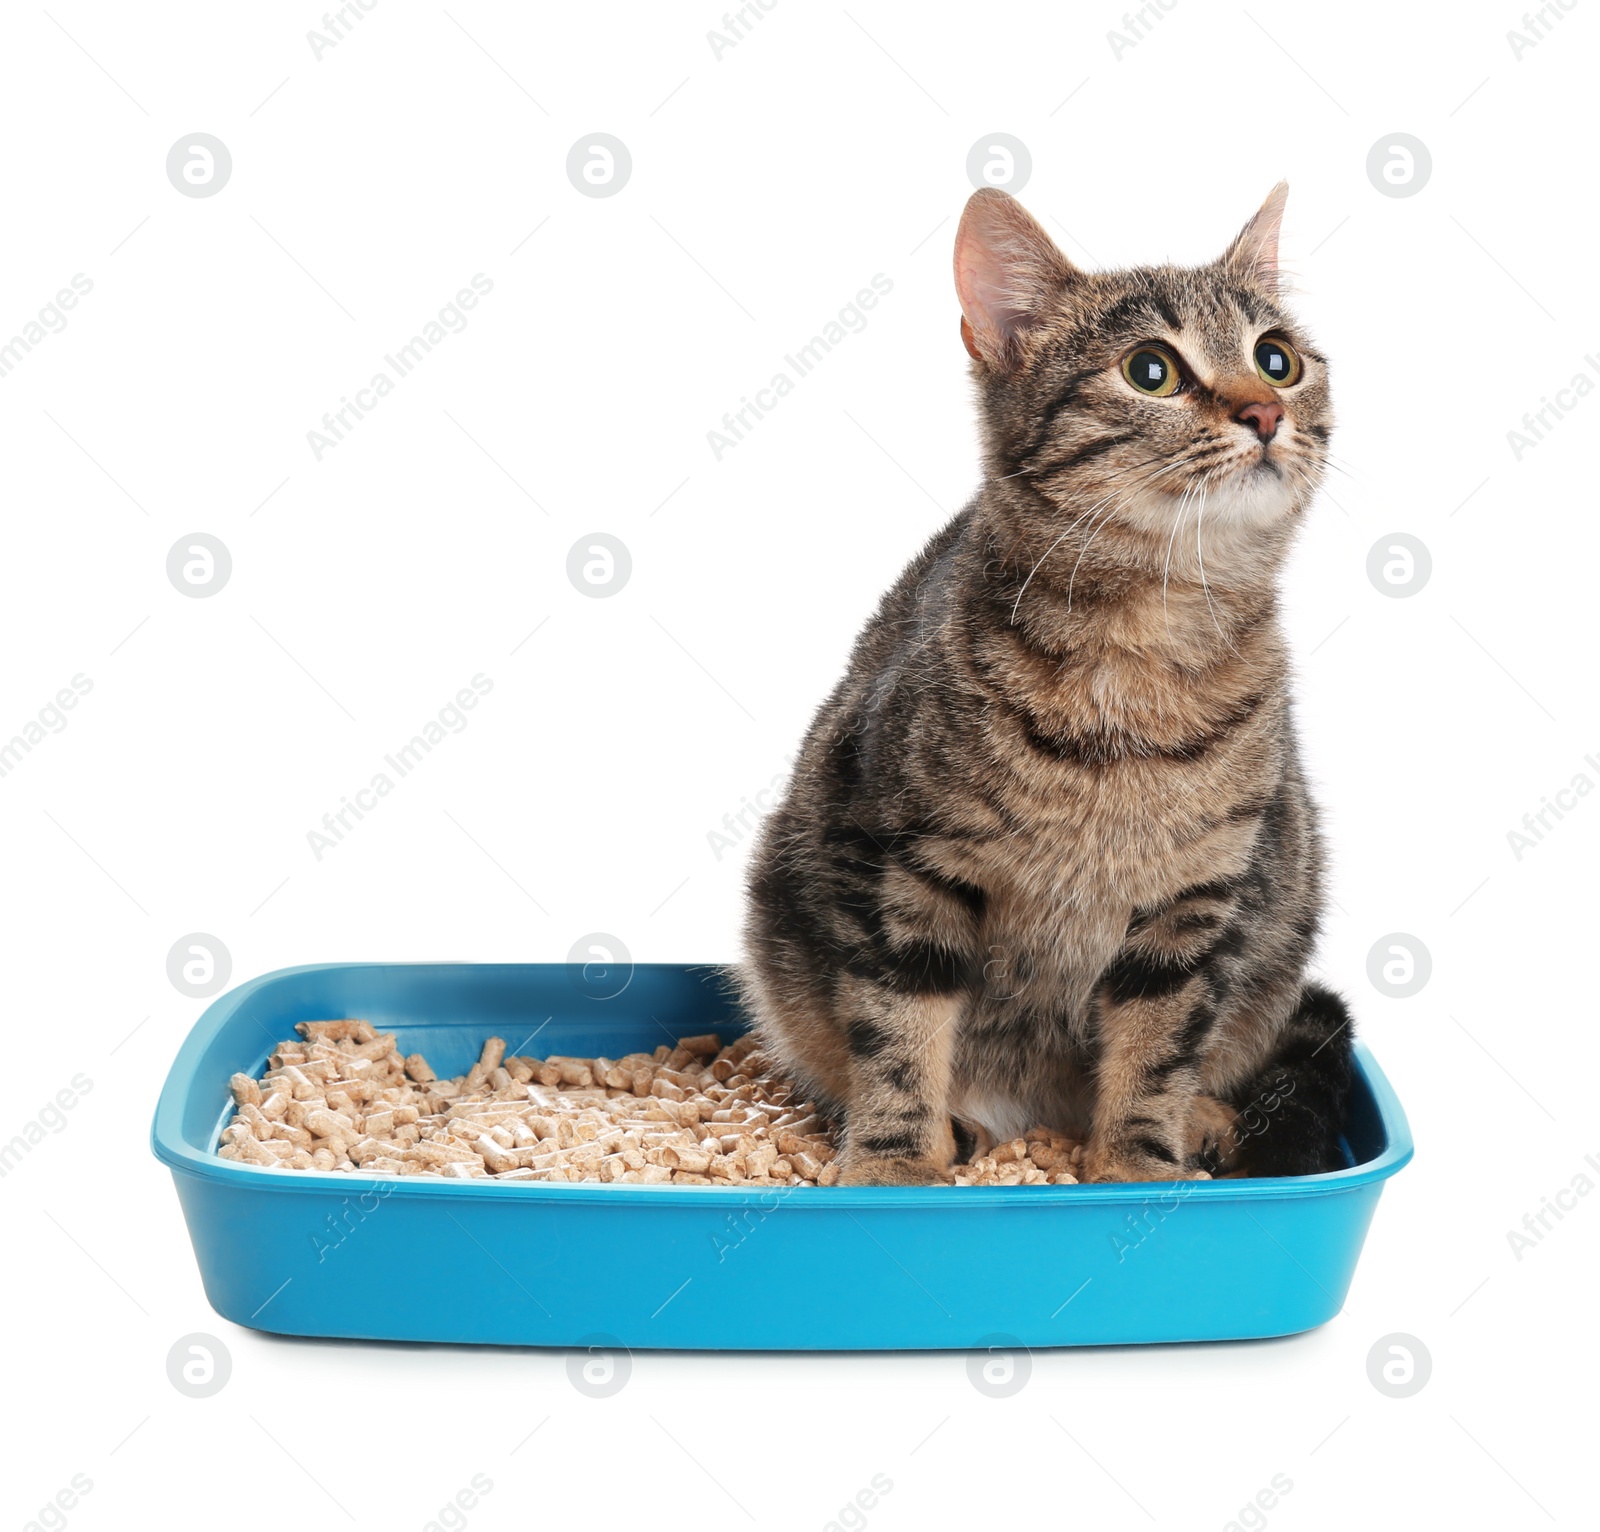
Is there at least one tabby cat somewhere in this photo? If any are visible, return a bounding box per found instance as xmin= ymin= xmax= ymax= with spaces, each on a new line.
xmin=742 ymin=183 xmax=1353 ymax=1185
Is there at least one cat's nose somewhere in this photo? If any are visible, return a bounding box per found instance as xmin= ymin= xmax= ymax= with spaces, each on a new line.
xmin=1234 ymin=401 xmax=1284 ymax=442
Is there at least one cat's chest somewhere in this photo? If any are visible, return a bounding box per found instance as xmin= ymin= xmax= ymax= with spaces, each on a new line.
xmin=974 ymin=817 xmax=1137 ymax=979
xmin=958 ymin=758 xmax=1263 ymax=973
xmin=992 ymin=758 xmax=1215 ymax=896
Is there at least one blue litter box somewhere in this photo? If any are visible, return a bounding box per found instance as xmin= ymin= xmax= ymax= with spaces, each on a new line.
xmin=152 ymin=962 xmax=1412 ymax=1351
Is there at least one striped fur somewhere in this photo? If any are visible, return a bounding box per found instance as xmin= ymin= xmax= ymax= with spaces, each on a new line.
xmin=742 ymin=185 xmax=1353 ymax=1184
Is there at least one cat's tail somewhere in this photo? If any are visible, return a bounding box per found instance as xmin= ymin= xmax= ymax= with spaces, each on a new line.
xmin=1215 ymin=983 xmax=1356 ymax=1177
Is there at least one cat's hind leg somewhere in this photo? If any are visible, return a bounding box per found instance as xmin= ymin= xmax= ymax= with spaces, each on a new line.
xmin=1186 ymin=985 xmax=1355 ymax=1176
xmin=1223 ymin=983 xmax=1354 ymax=1176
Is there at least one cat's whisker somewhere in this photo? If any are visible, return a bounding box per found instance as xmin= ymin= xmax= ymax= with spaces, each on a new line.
xmin=1034 ymin=452 xmax=1172 ymax=497
xmin=1008 ymin=490 xmax=1121 ymax=624
xmin=1161 ymin=479 xmax=1198 ymax=642
xmin=1063 ymin=492 xmax=1130 ymax=619
xmin=1195 ymin=476 xmax=1239 ymax=656
xmin=1277 ymin=456 xmax=1328 ymax=511
xmin=1008 ymin=523 xmax=1077 ymax=624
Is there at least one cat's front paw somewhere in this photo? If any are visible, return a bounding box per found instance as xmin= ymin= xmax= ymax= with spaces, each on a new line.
xmin=1082 ymin=1143 xmax=1208 ymax=1184
xmin=837 ymin=1154 xmax=955 ymax=1187
xmin=1185 ymin=1093 xmax=1250 ymax=1177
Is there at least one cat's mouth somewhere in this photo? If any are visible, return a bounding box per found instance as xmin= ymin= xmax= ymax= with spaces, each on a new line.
xmin=1160 ymin=442 xmax=1302 ymax=531
xmin=1223 ymin=437 xmax=1286 ymax=482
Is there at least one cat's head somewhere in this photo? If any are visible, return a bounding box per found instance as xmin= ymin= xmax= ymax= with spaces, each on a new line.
xmin=954 ymin=184 xmax=1329 ymax=546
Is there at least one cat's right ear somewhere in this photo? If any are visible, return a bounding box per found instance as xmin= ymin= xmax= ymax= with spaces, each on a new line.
xmin=953 ymin=189 xmax=1077 ymax=371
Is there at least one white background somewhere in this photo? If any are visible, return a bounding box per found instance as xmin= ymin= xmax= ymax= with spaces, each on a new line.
xmin=2 ymin=2 xmax=1594 ymax=1528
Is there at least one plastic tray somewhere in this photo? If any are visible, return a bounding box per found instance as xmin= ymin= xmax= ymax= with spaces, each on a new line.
xmin=152 ymin=962 xmax=1412 ymax=1351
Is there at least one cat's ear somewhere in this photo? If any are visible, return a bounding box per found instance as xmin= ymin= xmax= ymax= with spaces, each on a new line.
xmin=1222 ymin=181 xmax=1289 ymax=290
xmin=953 ymin=189 xmax=1077 ymax=370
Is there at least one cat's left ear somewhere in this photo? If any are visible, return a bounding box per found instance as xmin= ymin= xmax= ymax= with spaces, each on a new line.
xmin=1221 ymin=181 xmax=1289 ymax=291
xmin=954 ymin=189 xmax=1078 ymax=370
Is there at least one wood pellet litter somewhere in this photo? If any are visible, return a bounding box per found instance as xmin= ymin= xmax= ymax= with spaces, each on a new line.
xmin=218 ymin=1020 xmax=1084 ymax=1187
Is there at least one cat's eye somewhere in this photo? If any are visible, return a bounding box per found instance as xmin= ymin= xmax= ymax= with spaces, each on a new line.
xmin=1253 ymin=336 xmax=1302 ymax=387
xmin=1121 ymin=345 xmax=1182 ymax=397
